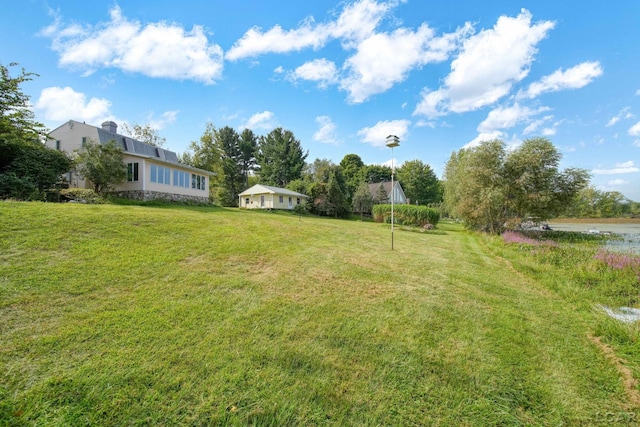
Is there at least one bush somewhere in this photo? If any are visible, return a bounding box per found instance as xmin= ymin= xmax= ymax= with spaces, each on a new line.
xmin=59 ymin=188 xmax=105 ymax=204
xmin=372 ymin=204 xmax=440 ymax=227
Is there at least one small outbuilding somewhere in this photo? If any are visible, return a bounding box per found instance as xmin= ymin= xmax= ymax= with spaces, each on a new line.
xmin=239 ymin=184 xmax=309 ymax=210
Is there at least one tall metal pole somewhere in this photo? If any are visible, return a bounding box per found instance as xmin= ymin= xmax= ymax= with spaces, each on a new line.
xmin=385 ymin=135 xmax=400 ymax=251
xmin=391 ymin=145 xmax=395 ymax=250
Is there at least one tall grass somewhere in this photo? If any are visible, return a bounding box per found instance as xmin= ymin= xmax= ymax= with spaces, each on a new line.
xmin=0 ymin=202 xmax=637 ymax=425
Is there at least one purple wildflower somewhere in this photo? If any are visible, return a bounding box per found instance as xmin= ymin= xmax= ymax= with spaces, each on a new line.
xmin=503 ymin=231 xmax=558 ymax=247
xmin=594 ymin=249 xmax=640 ymax=271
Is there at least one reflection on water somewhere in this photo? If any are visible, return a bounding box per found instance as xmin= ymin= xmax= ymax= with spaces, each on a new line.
xmin=605 ymin=234 xmax=640 ymax=254
xmin=548 ymin=222 xmax=640 ymax=254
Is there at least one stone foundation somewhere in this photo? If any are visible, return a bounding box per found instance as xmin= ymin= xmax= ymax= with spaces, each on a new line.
xmin=111 ymin=190 xmax=209 ymax=204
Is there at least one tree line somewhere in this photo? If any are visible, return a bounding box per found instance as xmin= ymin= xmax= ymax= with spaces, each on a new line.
xmin=2 ymin=62 xmax=638 ymax=229
xmin=180 ymin=123 xmax=443 ymax=217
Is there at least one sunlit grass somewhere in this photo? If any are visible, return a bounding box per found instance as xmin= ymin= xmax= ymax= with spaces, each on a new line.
xmin=1 ymin=202 xmax=638 ymax=425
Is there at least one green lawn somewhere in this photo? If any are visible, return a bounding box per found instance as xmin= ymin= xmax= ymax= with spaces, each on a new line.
xmin=0 ymin=202 xmax=638 ymax=425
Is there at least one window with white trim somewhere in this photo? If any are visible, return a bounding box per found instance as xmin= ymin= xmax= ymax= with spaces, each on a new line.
xmin=127 ymin=162 xmax=139 ymax=182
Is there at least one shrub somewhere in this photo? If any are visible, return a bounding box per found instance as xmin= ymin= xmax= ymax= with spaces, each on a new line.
xmin=372 ymin=204 xmax=440 ymax=227
xmin=59 ymin=188 xmax=105 ymax=204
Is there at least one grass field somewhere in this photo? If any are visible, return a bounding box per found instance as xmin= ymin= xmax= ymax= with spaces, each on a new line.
xmin=1 ymin=202 xmax=639 ymax=425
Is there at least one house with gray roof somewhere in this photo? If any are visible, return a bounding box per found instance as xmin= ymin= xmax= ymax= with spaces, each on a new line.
xmin=368 ymin=181 xmax=407 ymax=205
xmin=238 ymin=184 xmax=309 ymax=210
xmin=47 ymin=120 xmax=212 ymax=203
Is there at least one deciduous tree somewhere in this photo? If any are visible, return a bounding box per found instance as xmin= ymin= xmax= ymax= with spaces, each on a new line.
xmin=121 ymin=123 xmax=166 ymax=147
xmin=397 ymin=159 xmax=441 ymax=205
xmin=0 ymin=62 xmax=71 ymax=200
xmin=443 ymin=138 xmax=589 ymax=233
xmin=74 ymin=140 xmax=127 ymax=194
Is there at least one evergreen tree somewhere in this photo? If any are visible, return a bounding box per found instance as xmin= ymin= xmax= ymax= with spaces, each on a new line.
xmin=325 ymin=170 xmax=348 ymax=218
xmin=374 ymin=183 xmax=389 ymax=204
xmin=257 ymin=128 xmax=308 ymax=187
xmin=352 ymin=181 xmax=374 ymax=219
xmin=216 ymin=126 xmax=243 ymax=206
xmin=340 ymin=153 xmax=365 ymax=204
xmin=239 ymin=128 xmax=258 ymax=190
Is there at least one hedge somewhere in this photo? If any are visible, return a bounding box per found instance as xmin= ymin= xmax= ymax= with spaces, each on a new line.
xmin=372 ymin=204 xmax=440 ymax=227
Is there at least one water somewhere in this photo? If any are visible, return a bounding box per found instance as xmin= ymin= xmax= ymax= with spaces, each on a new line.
xmin=605 ymin=234 xmax=640 ymax=254
xmin=547 ymin=222 xmax=640 ymax=254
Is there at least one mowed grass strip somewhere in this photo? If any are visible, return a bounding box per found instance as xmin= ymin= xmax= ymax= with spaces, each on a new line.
xmin=0 ymin=201 xmax=632 ymax=425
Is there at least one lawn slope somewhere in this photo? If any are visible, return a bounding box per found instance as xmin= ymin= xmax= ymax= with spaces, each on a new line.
xmin=0 ymin=202 xmax=633 ymax=425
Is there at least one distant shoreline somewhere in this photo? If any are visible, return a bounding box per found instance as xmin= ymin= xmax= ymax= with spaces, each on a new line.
xmin=547 ymin=220 xmax=640 ymax=235
xmin=550 ymin=218 xmax=640 ymax=224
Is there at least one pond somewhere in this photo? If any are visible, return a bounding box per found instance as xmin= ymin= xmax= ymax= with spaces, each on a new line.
xmin=547 ymin=222 xmax=640 ymax=254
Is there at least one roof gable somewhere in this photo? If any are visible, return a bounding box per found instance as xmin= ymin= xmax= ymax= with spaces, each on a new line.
xmin=239 ymin=184 xmax=309 ymax=198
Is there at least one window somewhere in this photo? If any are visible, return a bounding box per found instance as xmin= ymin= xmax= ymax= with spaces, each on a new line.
xmin=81 ymin=136 xmax=88 ymax=147
xmin=173 ymin=170 xmax=190 ymax=188
xmin=297 ymin=198 xmax=300 ymax=205
xmin=190 ymin=173 xmax=207 ymax=190
xmin=288 ymin=197 xmax=292 ymax=206
xmin=245 ymin=198 xmax=250 ymax=206
xmin=151 ymin=165 xmax=172 ymax=185
xmin=279 ymin=196 xmax=284 ymax=203
xmin=127 ymin=162 xmax=139 ymax=182
xmin=56 ymin=140 xmax=61 ymax=150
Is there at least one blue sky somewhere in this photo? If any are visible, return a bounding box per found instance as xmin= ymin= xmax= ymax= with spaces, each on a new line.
xmin=3 ymin=0 xmax=640 ymax=201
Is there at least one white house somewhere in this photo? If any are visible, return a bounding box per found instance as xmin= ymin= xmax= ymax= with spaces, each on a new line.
xmin=47 ymin=120 xmax=212 ymax=203
xmin=238 ymin=184 xmax=309 ymax=210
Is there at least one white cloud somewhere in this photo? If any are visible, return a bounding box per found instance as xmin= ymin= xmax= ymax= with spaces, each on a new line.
xmin=628 ymin=121 xmax=640 ymax=136
xmin=289 ymin=59 xmax=338 ymax=88
xmin=633 ymin=140 xmax=640 ymax=147
xmin=357 ymin=119 xmax=410 ymax=147
xmin=464 ymin=130 xmax=505 ymax=149
xmin=41 ymin=6 xmax=223 ymax=84
xmin=415 ymin=120 xmax=436 ymax=129
xmin=341 ymin=23 xmax=471 ymax=103
xmin=35 ymin=86 xmax=111 ymax=123
xmin=414 ymin=9 xmax=554 ymax=118
xmin=147 ymin=110 xmax=179 ymax=130
xmin=606 ymin=107 xmax=633 ymax=127
xmin=592 ymin=161 xmax=640 ymax=175
xmin=240 ymin=111 xmax=277 ymax=131
xmin=608 ymin=179 xmax=629 ymax=186
xmin=523 ymin=115 xmax=554 ymax=135
xmin=312 ymin=116 xmax=339 ymax=145
xmin=227 ymin=0 xmax=470 ymax=102
xmin=477 ymin=103 xmax=548 ymax=134
xmin=520 ymin=61 xmax=602 ymax=99
xmin=226 ymin=0 xmax=390 ymax=60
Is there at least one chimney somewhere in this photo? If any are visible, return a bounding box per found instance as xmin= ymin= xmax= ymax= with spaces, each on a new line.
xmin=101 ymin=121 xmax=118 ymax=134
